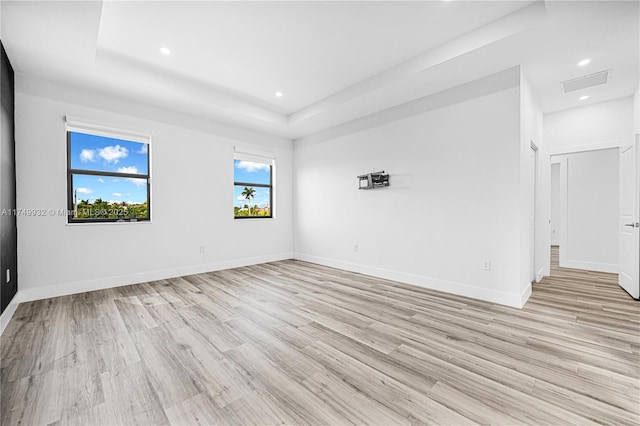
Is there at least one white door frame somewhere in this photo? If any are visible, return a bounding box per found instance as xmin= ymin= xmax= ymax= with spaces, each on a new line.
xmin=550 ymin=160 xmax=562 ymax=247
xmin=530 ymin=142 xmax=538 ymax=283
xmin=556 ymin=156 xmax=569 ymax=268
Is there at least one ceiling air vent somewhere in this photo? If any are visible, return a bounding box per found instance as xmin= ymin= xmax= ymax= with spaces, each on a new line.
xmin=561 ymin=70 xmax=610 ymax=93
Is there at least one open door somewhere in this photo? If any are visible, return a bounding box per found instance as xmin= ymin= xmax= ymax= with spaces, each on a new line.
xmin=619 ymin=138 xmax=639 ymax=299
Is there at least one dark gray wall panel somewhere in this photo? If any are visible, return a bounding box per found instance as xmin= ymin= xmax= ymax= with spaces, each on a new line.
xmin=1 ymin=41 xmax=18 ymax=314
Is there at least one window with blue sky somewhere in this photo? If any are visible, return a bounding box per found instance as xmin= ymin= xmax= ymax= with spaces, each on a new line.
xmin=67 ymin=131 xmax=150 ymax=222
xmin=234 ymin=158 xmax=272 ymax=218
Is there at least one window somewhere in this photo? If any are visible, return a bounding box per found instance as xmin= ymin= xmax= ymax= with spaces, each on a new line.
xmin=66 ymin=127 xmax=150 ymax=223
xmin=233 ymin=155 xmax=273 ymax=219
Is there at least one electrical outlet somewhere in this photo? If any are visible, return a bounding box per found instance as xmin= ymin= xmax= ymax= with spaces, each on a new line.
xmin=353 ymin=244 xmax=359 ymax=253
xmin=199 ymin=245 xmax=206 ymax=254
xmin=482 ymin=260 xmax=491 ymax=271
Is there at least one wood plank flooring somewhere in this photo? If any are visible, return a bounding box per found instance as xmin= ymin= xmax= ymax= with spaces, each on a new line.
xmin=1 ymin=247 xmax=639 ymax=425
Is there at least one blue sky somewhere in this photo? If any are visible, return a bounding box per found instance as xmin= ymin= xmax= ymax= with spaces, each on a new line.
xmin=234 ymin=160 xmax=271 ymax=208
xmin=70 ymin=132 xmax=149 ymax=204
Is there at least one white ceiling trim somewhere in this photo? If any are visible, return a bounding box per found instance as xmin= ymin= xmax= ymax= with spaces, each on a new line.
xmin=15 ymin=73 xmax=292 ymax=147
xmin=288 ymin=1 xmax=546 ymax=126
xmin=294 ymin=66 xmax=521 ymax=148
xmin=95 ymin=47 xmax=289 ymax=128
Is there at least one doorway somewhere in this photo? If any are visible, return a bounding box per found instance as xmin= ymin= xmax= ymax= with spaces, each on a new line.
xmin=549 ymin=149 xmax=619 ymax=274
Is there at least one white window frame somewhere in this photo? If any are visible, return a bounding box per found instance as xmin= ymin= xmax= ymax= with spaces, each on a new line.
xmin=65 ymin=116 xmax=152 ymax=224
xmin=233 ymin=146 xmax=276 ymax=219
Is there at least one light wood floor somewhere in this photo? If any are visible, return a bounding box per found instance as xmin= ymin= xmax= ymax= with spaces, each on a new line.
xmin=1 ymin=247 xmax=639 ymax=425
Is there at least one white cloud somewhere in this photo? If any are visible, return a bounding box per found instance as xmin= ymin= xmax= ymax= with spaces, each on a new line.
xmin=112 ymin=192 xmax=123 ymax=197
xmin=117 ymin=166 xmax=138 ymax=174
xmin=116 ymin=167 xmax=146 ymax=186
xmin=104 ymin=198 xmax=144 ymax=205
xmin=137 ymin=144 xmax=148 ymax=154
xmin=97 ymin=178 xmax=105 ymax=183
xmin=98 ymin=145 xmax=129 ymax=163
xmin=128 ymin=178 xmax=146 ymax=187
xmin=76 ymin=187 xmax=93 ymax=194
xmin=80 ymin=149 xmax=96 ymax=163
xmin=235 ymin=160 xmax=270 ymax=173
xmin=237 ymin=195 xmax=247 ymax=201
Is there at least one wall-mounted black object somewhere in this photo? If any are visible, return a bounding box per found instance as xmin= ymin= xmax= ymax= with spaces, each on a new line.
xmin=1 ymin=40 xmax=18 ymax=315
xmin=358 ymin=170 xmax=390 ymax=190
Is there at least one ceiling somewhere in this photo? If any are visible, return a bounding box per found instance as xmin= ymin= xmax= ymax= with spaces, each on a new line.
xmin=1 ymin=1 xmax=638 ymax=140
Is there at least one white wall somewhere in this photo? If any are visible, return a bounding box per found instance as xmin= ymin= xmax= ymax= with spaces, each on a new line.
xmin=549 ymin=163 xmax=561 ymax=246
xmin=294 ymin=82 xmax=529 ymax=307
xmin=13 ymin=78 xmax=294 ymax=301
xmin=553 ymin=149 xmax=619 ymax=273
xmin=634 ymin=82 xmax=640 ymax=135
xmin=520 ymin=69 xmax=548 ymax=288
xmin=544 ymin=97 xmax=634 ymax=154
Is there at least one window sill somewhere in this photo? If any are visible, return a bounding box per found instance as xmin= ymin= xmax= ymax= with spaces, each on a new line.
xmin=66 ymin=220 xmax=152 ymax=226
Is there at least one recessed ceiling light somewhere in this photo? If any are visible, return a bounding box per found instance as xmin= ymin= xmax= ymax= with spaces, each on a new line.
xmin=275 ymin=91 xmax=283 ymax=97
xmin=577 ymin=58 xmax=590 ymax=67
xmin=579 ymin=95 xmax=590 ymax=100
xmin=160 ymin=47 xmax=171 ymax=55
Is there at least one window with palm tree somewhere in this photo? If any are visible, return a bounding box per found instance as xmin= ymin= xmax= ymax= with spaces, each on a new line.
xmin=234 ymin=158 xmax=272 ymax=218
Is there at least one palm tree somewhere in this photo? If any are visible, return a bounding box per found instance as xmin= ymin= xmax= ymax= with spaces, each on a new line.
xmin=241 ymin=187 xmax=256 ymax=214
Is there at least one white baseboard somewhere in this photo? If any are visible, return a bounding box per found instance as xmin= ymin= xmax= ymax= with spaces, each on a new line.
xmin=294 ymin=252 xmax=527 ymax=308
xmin=0 ymin=252 xmax=293 ymax=336
xmin=562 ymin=259 xmax=618 ymax=274
xmin=0 ymin=297 xmax=22 ymax=335
xmin=535 ymin=266 xmax=545 ymax=283
xmin=550 ymin=240 xmax=559 ymax=246
xmin=520 ymin=283 xmax=532 ymax=307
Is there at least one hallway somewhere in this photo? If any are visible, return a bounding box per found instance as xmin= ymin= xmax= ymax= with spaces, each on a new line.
xmin=531 ymin=246 xmax=638 ymax=335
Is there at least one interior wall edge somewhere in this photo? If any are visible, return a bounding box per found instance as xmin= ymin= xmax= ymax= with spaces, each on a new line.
xmin=22 ymin=251 xmax=294 ymax=301
xmin=0 ymin=295 xmax=20 ymax=336
xmin=0 ymin=250 xmax=295 ymax=336
xmin=562 ymin=259 xmax=618 ymax=274
xmin=293 ymin=252 xmax=528 ymax=309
